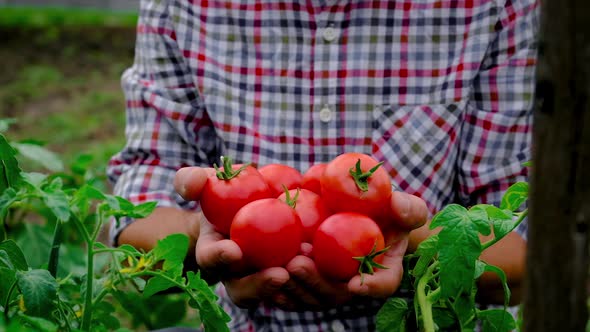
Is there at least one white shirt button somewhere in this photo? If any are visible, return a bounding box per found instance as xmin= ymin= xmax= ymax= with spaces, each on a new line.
xmin=330 ymin=320 xmax=346 ymax=332
xmin=323 ymin=26 xmax=338 ymax=42
xmin=319 ymin=106 xmax=333 ymax=123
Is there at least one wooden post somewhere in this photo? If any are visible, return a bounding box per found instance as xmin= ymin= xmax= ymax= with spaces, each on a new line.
xmin=524 ymin=0 xmax=590 ymax=331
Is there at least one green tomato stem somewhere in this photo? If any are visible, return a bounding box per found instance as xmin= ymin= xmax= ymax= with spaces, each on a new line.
xmin=48 ymin=220 xmax=64 ymax=278
xmin=348 ymin=159 xmax=384 ymax=192
xmin=481 ymin=209 xmax=528 ymax=251
xmin=416 ymin=262 xmax=439 ymax=332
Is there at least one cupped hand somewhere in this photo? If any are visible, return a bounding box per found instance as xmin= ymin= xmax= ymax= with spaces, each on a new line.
xmin=276 ymin=191 xmax=428 ymax=311
xmin=174 ymin=166 xmax=292 ymax=308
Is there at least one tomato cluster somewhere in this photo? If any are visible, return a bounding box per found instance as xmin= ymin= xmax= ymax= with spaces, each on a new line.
xmin=200 ymin=152 xmax=394 ymax=281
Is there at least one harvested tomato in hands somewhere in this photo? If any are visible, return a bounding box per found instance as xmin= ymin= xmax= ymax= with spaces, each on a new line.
xmin=278 ymin=188 xmax=331 ymax=243
xmin=312 ymin=212 xmax=388 ymax=282
xmin=320 ymin=152 xmax=392 ymax=226
xmin=300 ymin=163 xmax=327 ymax=195
xmin=200 ymin=157 xmax=272 ymax=236
xmin=230 ymin=198 xmax=303 ymax=270
xmin=258 ymin=164 xmax=303 ymax=197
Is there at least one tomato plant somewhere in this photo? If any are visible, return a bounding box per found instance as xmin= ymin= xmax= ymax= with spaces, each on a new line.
xmin=258 ymin=163 xmax=303 ymax=197
xmin=200 ymin=157 xmax=272 ymax=236
xmin=312 ymin=212 xmax=387 ymax=281
xmin=300 ymin=163 xmax=327 ymax=195
xmin=0 ymin=132 xmax=231 ymax=332
xmin=376 ymin=182 xmax=530 ymax=332
xmin=320 ymin=153 xmax=392 ymax=225
xmin=230 ymin=198 xmax=303 ymax=270
xmin=278 ymin=188 xmax=331 ymax=243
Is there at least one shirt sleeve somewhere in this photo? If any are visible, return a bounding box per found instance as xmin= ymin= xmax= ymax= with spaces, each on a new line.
xmin=107 ymin=0 xmax=219 ymax=245
xmin=456 ymin=0 xmax=540 ymax=239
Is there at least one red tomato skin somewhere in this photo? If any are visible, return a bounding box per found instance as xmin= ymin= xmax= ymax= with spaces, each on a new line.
xmin=200 ymin=165 xmax=272 ymax=236
xmin=301 ymin=163 xmax=327 ymax=195
xmin=258 ymin=164 xmax=304 ymax=197
xmin=320 ymin=153 xmax=392 ymax=224
xmin=312 ymin=212 xmax=385 ymax=281
xmin=277 ymin=188 xmax=331 ymax=243
xmin=230 ymin=198 xmax=303 ymax=270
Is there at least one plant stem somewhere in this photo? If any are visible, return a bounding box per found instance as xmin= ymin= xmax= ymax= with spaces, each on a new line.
xmin=416 ymin=262 xmax=439 ymax=332
xmin=80 ymin=241 xmax=94 ymax=331
xmin=3 ymin=281 xmax=17 ymax=322
xmin=48 ymin=220 xmax=64 ymax=278
xmin=482 ymin=209 xmax=528 ymax=250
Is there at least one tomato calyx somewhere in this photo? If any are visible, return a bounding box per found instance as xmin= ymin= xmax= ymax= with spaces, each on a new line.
xmin=353 ymin=241 xmax=390 ymax=284
xmin=349 ymin=159 xmax=385 ymax=192
xmin=282 ymin=186 xmax=300 ymax=209
xmin=214 ymin=156 xmax=249 ymax=180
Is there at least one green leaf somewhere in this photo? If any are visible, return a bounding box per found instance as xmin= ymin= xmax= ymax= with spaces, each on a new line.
xmin=0 ymin=240 xmax=28 ymax=271
xmin=16 ymin=269 xmax=58 ymax=318
xmin=376 ymin=298 xmax=409 ymax=332
xmin=0 ymin=118 xmax=16 ymax=132
xmin=70 ymin=154 xmax=94 ymax=176
xmin=152 ymin=233 xmax=189 ymax=272
xmin=0 ymin=187 xmax=19 ymax=220
xmin=522 ymin=161 xmax=532 ymax=167
xmin=148 ymin=294 xmax=188 ymax=329
xmin=23 ymin=172 xmax=47 ymax=187
xmin=478 ymin=309 xmax=516 ymax=332
xmin=133 ymin=201 xmax=158 ymax=218
xmin=11 ymin=142 xmax=64 ymax=172
xmin=484 ymin=206 xmax=517 ymax=241
xmin=453 ymin=292 xmax=477 ymax=330
xmin=430 ymin=204 xmax=482 ymax=299
xmin=500 ymin=182 xmax=528 ymax=212
xmin=40 ymin=177 xmax=70 ymax=221
xmin=110 ymin=290 xmax=154 ymax=328
xmin=12 ymin=314 xmax=58 ymax=332
xmin=411 ymin=235 xmax=438 ymax=278
xmin=0 ymin=134 xmax=23 ymax=191
xmin=187 ymin=271 xmax=231 ymax=332
xmin=0 ymin=267 xmax=17 ymax=306
xmin=474 ymin=260 xmax=486 ymax=279
xmin=467 ymin=205 xmax=492 ymax=236
xmin=432 ymin=307 xmax=459 ymax=331
xmin=15 ymin=223 xmax=52 ymax=269
xmin=483 ymin=263 xmax=512 ymax=307
xmin=71 ymin=184 xmax=106 ymax=221
xmin=143 ymin=274 xmax=177 ymax=298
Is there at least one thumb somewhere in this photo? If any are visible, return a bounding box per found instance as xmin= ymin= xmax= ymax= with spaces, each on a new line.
xmin=174 ymin=167 xmax=214 ymax=200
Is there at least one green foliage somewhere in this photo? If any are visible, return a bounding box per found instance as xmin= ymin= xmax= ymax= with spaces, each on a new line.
xmin=0 ymin=132 xmax=229 ymax=331
xmin=0 ymin=6 xmax=138 ymax=28
xmin=377 ymin=182 xmax=529 ymax=332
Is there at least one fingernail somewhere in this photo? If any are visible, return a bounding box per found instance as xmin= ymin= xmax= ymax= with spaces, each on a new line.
xmin=394 ymin=195 xmax=411 ymax=218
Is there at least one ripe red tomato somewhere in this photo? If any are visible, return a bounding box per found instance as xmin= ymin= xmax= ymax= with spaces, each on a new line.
xmin=230 ymin=198 xmax=303 ymax=270
xmin=312 ymin=212 xmax=387 ymax=281
xmin=277 ymin=188 xmax=331 ymax=243
xmin=300 ymin=163 xmax=327 ymax=195
xmin=320 ymin=152 xmax=392 ymax=224
xmin=200 ymin=157 xmax=272 ymax=236
xmin=258 ymin=164 xmax=303 ymax=197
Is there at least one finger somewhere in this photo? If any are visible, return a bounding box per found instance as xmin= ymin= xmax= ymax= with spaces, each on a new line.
xmin=174 ymin=167 xmax=215 ymax=200
xmin=348 ymin=235 xmax=408 ymax=298
xmin=285 ymin=256 xmax=352 ymax=307
xmin=224 ymin=267 xmax=289 ymax=308
xmin=195 ymin=218 xmax=242 ymax=272
xmin=388 ymin=191 xmax=429 ymax=230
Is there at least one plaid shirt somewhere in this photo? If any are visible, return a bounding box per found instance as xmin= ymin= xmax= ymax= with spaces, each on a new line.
xmin=108 ymin=0 xmax=539 ymax=330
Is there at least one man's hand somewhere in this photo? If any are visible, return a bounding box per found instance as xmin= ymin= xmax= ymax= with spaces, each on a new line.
xmin=275 ymin=191 xmax=428 ymax=311
xmin=175 ymin=167 xmax=292 ymax=307
xmin=175 ymin=166 xmax=428 ymax=311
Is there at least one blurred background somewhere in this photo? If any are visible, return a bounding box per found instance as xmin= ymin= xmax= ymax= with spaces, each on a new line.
xmin=0 ymin=1 xmax=138 ymax=190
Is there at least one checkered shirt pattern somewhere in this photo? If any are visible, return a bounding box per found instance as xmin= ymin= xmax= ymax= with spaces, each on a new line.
xmin=107 ymin=0 xmax=539 ymax=330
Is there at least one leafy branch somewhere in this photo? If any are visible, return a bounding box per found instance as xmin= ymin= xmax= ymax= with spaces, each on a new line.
xmin=377 ymin=181 xmax=529 ymax=332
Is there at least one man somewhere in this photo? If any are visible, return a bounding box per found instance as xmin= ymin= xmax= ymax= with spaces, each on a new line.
xmin=108 ymin=0 xmax=538 ymax=330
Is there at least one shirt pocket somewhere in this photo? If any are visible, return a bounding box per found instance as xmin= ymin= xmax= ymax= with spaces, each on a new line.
xmin=371 ymin=102 xmax=464 ymax=209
